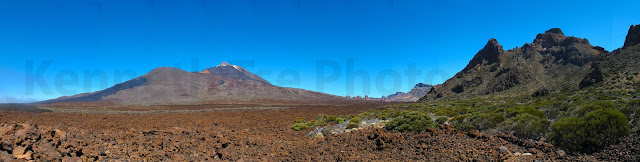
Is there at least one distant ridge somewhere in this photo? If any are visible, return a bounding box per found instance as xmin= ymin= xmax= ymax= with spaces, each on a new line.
xmin=383 ymin=83 xmax=433 ymax=102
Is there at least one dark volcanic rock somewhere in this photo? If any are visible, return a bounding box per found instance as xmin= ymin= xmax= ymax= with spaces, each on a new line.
xmin=531 ymin=88 xmax=550 ymax=97
xmin=420 ymin=27 xmax=606 ymax=102
xmin=534 ymin=28 xmax=567 ymax=48
xmin=463 ymin=38 xmax=504 ymax=72
xmin=624 ymin=24 xmax=640 ymax=49
xmin=579 ymin=63 xmax=604 ymax=89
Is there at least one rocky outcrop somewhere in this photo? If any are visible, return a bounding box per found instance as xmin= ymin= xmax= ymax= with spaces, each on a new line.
xmin=579 ymin=63 xmax=604 ymax=89
xmin=623 ymin=24 xmax=640 ymax=49
xmin=463 ymin=38 xmax=504 ymax=72
xmin=534 ymin=28 xmax=568 ymax=48
xmin=420 ymin=28 xmax=606 ymax=102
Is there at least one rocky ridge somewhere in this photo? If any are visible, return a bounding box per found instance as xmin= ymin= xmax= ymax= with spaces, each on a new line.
xmin=420 ymin=28 xmax=607 ymax=101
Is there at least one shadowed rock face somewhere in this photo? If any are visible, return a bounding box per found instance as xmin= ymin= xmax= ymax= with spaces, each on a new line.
xmin=462 ymin=38 xmax=504 ymax=72
xmin=41 ymin=62 xmax=348 ymax=105
xmin=420 ymin=28 xmax=607 ymax=102
xmin=624 ymin=25 xmax=640 ymax=49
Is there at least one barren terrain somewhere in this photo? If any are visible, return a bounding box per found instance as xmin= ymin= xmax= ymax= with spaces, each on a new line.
xmin=0 ymin=103 xmax=635 ymax=161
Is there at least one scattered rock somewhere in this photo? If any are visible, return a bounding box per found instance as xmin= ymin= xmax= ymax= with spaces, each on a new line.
xmin=468 ymin=130 xmax=481 ymax=138
xmin=556 ymin=150 xmax=566 ymax=158
xmin=498 ymin=146 xmax=508 ymax=153
xmin=12 ymin=146 xmax=33 ymax=160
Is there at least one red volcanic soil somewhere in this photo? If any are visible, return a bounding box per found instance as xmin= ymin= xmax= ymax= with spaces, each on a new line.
xmin=0 ymin=103 xmax=634 ymax=161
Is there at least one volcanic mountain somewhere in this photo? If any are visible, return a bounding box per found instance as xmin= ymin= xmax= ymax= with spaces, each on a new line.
xmin=419 ymin=28 xmax=609 ymax=101
xmin=384 ymin=83 xmax=433 ymax=102
xmin=41 ymin=62 xmax=349 ymax=105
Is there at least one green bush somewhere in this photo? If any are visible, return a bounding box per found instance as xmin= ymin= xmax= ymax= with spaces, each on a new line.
xmin=346 ymin=122 xmax=359 ymax=129
xmin=622 ymin=99 xmax=640 ymax=116
xmin=336 ymin=117 xmax=345 ymax=124
xmin=357 ymin=112 xmax=374 ymax=119
xmin=327 ymin=115 xmax=338 ymax=122
xmin=549 ymin=109 xmax=630 ymax=153
xmin=573 ymin=103 xmax=603 ymax=116
xmin=345 ymin=117 xmax=361 ymax=129
xmin=449 ymin=114 xmax=470 ymax=127
xmin=461 ymin=113 xmax=504 ymax=131
xmin=507 ymin=106 xmax=545 ymax=119
xmin=374 ymin=109 xmax=402 ymax=119
xmin=385 ymin=111 xmax=437 ymax=133
xmin=434 ymin=109 xmax=456 ymax=117
xmin=314 ymin=115 xmax=328 ymax=126
xmin=509 ymin=113 xmax=549 ymax=139
xmin=293 ymin=117 xmax=306 ymax=124
xmin=435 ymin=116 xmax=448 ymax=125
xmin=349 ymin=118 xmax=360 ymax=124
xmin=291 ymin=123 xmax=310 ymax=131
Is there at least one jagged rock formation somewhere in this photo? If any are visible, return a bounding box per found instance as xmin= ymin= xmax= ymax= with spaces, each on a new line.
xmin=624 ymin=25 xmax=640 ymax=49
xmin=420 ymin=28 xmax=607 ymax=101
xmin=462 ymin=38 xmax=505 ymax=73
xmin=384 ymin=83 xmax=433 ymax=102
xmin=41 ymin=62 xmax=349 ymax=105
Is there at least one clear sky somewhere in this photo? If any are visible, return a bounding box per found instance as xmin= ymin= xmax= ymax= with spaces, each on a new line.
xmin=1 ymin=0 xmax=639 ymax=102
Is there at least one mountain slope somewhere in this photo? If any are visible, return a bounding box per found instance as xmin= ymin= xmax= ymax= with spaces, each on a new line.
xmin=41 ymin=62 xmax=349 ymax=105
xmin=419 ymin=28 xmax=607 ymax=102
xmin=384 ymin=83 xmax=433 ymax=102
xmin=594 ymin=24 xmax=640 ymax=92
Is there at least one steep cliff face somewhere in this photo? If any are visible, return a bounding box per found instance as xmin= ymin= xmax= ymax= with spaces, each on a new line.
xmin=419 ymin=28 xmax=606 ymax=102
xmin=624 ymin=25 xmax=640 ymax=49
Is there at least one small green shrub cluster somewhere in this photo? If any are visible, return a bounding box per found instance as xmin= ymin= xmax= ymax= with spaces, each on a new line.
xmin=435 ymin=116 xmax=448 ymax=125
xmin=291 ymin=114 xmax=348 ymax=131
xmin=452 ymin=112 xmax=505 ymax=131
xmin=506 ymin=106 xmax=545 ymax=119
xmin=346 ymin=118 xmax=360 ymax=129
xmin=291 ymin=123 xmax=310 ymax=131
xmin=549 ymin=109 xmax=630 ymax=153
xmin=385 ymin=111 xmax=437 ymax=133
xmin=508 ymin=113 xmax=549 ymax=139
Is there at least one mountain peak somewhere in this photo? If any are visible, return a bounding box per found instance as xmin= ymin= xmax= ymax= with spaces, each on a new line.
xmin=545 ymin=28 xmax=564 ymax=35
xmin=534 ymin=28 xmax=568 ymax=47
xmin=623 ymin=24 xmax=640 ymax=49
xmin=462 ymin=38 xmax=504 ymax=72
xmin=414 ymin=83 xmax=433 ymax=88
xmin=205 ymin=62 xmax=269 ymax=84
xmin=217 ymin=61 xmax=232 ymax=67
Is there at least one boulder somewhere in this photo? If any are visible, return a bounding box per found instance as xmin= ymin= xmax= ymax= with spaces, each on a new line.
xmin=12 ymin=146 xmax=33 ymax=160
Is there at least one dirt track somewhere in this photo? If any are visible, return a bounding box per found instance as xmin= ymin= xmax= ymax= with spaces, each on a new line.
xmin=0 ymin=103 xmax=635 ymax=161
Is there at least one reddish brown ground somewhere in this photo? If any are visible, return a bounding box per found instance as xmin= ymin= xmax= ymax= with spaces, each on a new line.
xmin=0 ymin=103 xmax=634 ymax=161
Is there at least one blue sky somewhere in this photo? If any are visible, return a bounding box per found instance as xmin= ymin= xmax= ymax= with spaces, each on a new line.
xmin=0 ymin=0 xmax=639 ymax=102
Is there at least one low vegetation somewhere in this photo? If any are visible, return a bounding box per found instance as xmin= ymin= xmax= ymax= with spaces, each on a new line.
xmin=291 ymin=88 xmax=638 ymax=154
xmin=385 ymin=111 xmax=437 ymax=133
xmin=549 ymin=109 xmax=630 ymax=153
